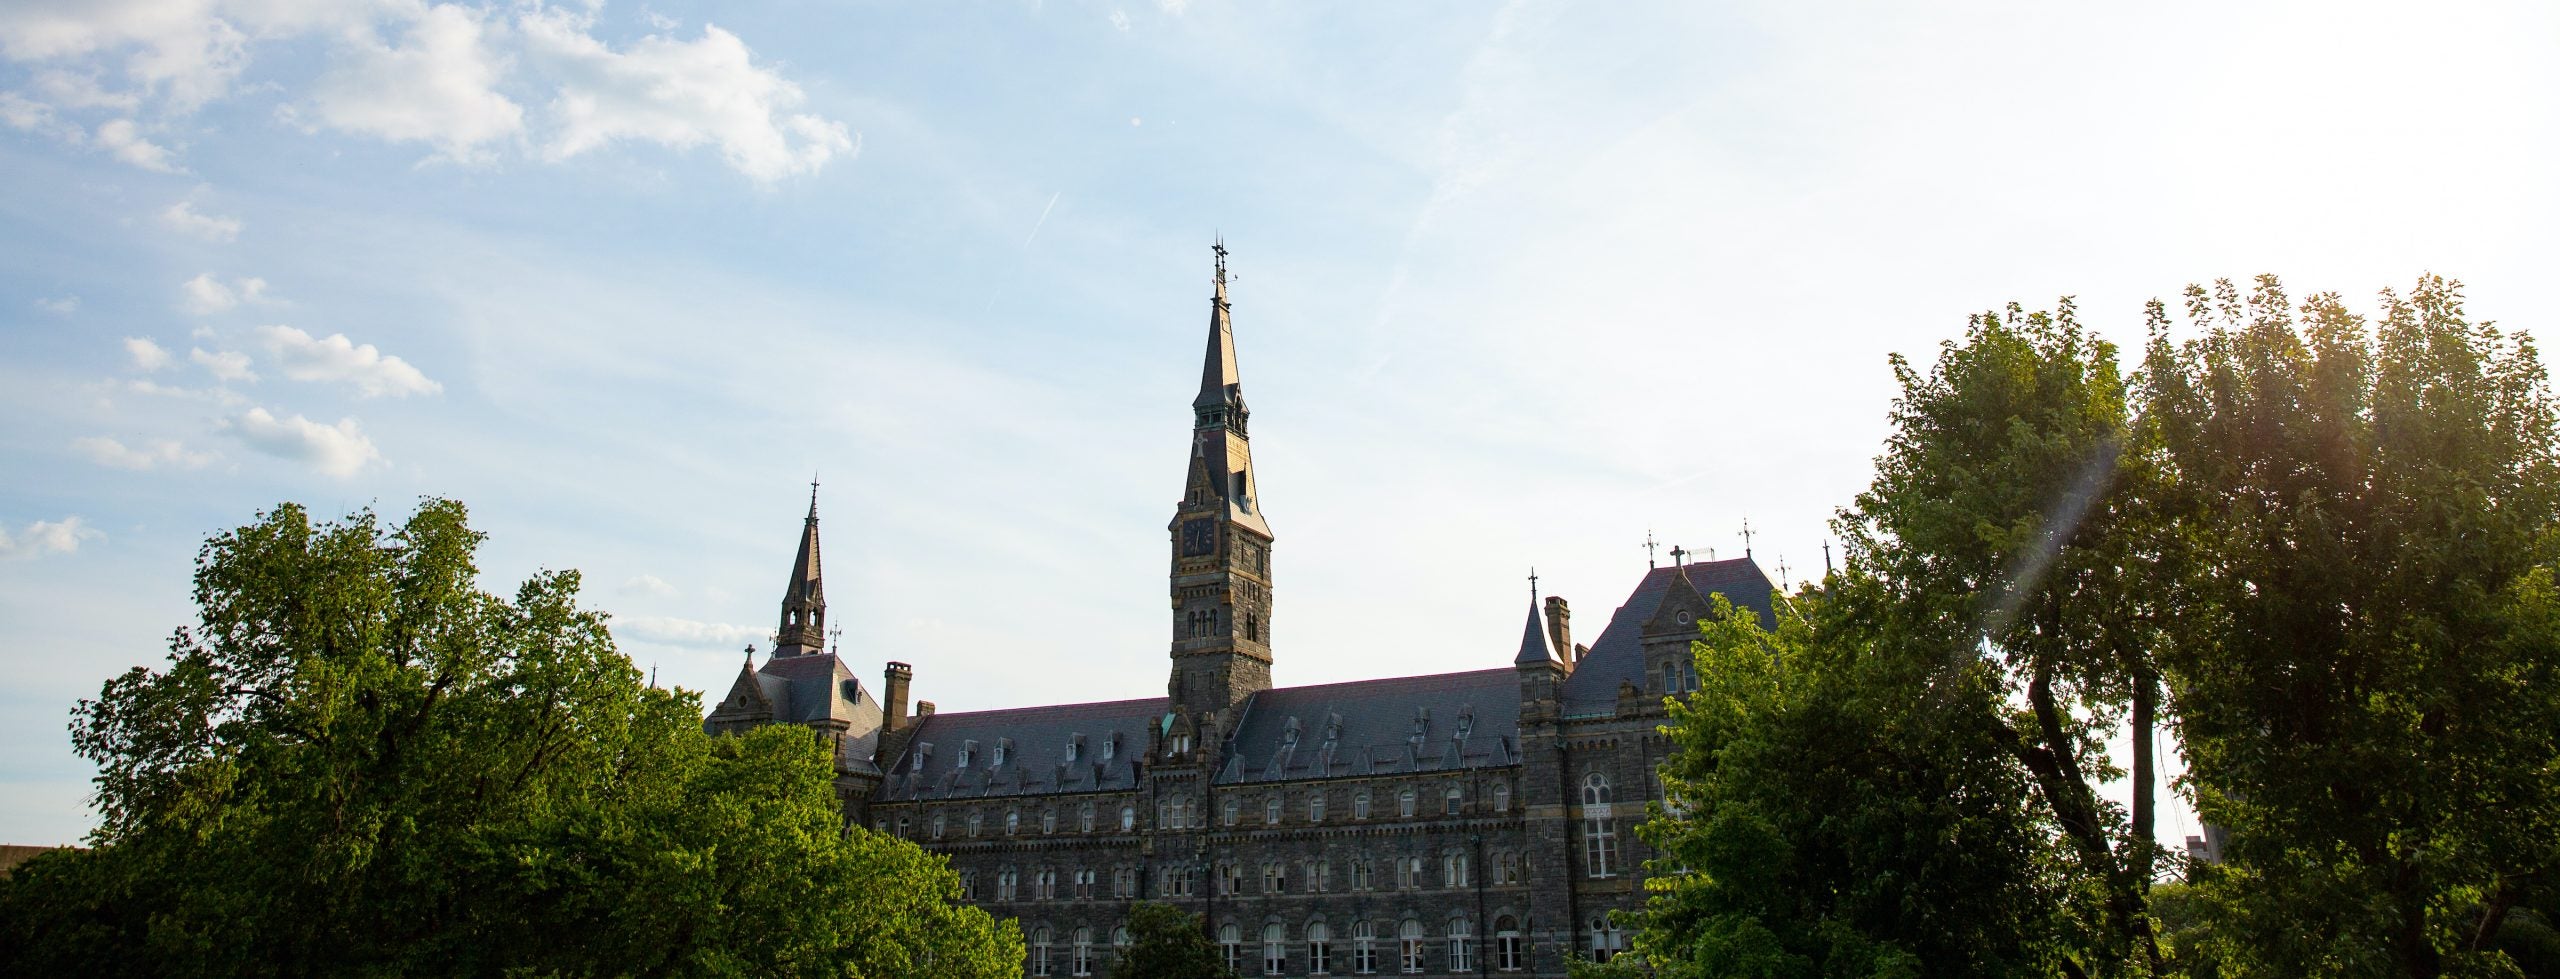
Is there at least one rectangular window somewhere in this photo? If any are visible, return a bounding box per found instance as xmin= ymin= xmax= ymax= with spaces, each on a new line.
xmin=1498 ymin=935 xmax=1521 ymax=972
xmin=1585 ymin=817 xmax=1618 ymax=878
xmin=1265 ymin=941 xmax=1285 ymax=976
xmin=1449 ymin=927 xmax=1472 ymax=973
xmin=1310 ymin=793 xmax=1327 ymax=822
xmin=1354 ymin=938 xmax=1377 ymax=975
xmin=1400 ymin=937 xmax=1423 ymax=974
xmin=1224 ymin=941 xmax=1245 ymax=975
xmin=1310 ymin=938 xmax=1331 ymax=975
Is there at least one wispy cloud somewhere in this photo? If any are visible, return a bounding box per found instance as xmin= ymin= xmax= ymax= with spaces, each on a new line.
xmin=71 ymin=436 xmax=214 ymax=471
xmin=222 ymin=406 xmax=380 ymax=477
xmin=0 ymin=516 xmax=102 ymax=560
xmin=1023 ymin=191 xmax=1061 ymax=246
xmin=93 ymin=118 xmax=177 ymax=171
xmin=37 ymin=295 xmax=80 ymax=314
xmin=122 ymin=337 xmax=170 ymax=371
xmin=620 ymin=574 xmax=680 ymax=599
xmin=612 ymin=614 xmax=764 ymax=649
xmin=189 ymin=347 xmax=257 ymax=383
xmin=255 ymin=325 xmax=439 ymax=397
xmin=161 ymin=200 xmax=241 ymax=242
xmin=180 ymin=272 xmax=267 ymax=314
xmin=1110 ymin=9 xmax=1132 ymax=32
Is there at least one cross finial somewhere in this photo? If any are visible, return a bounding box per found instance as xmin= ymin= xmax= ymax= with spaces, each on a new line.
xmin=829 ymin=623 xmax=843 ymax=656
xmin=1777 ymin=556 xmax=1790 ymax=583
xmin=808 ymin=472 xmax=820 ymax=516
xmin=1528 ymin=567 xmax=1540 ymax=602
xmin=1212 ymin=237 xmax=1229 ymax=287
xmin=1643 ymin=529 xmax=1659 ymax=568
xmin=742 ymin=644 xmax=754 ymax=663
xmin=1823 ymin=540 xmax=1834 ymax=576
xmin=1669 ymin=544 xmax=1687 ymax=567
xmin=1741 ymin=517 xmax=1754 ymax=559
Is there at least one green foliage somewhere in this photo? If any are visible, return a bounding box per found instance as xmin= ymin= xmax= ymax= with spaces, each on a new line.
xmin=2141 ymin=276 xmax=2560 ymax=979
xmin=1631 ymin=586 xmax=2079 ymax=979
xmin=1112 ymin=901 xmax=1236 ymax=979
xmin=0 ymin=499 xmax=1021 ymax=978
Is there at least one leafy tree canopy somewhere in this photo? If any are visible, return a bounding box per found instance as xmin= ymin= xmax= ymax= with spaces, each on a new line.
xmin=1112 ymin=901 xmax=1236 ymax=979
xmin=0 ymin=499 xmax=1022 ymax=978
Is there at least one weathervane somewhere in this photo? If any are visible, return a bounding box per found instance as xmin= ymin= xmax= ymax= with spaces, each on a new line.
xmin=1741 ymin=517 xmax=1754 ymax=559
xmin=1643 ymin=529 xmax=1659 ymax=568
xmin=829 ymin=624 xmax=844 ymax=656
xmin=1528 ymin=567 xmax=1540 ymax=602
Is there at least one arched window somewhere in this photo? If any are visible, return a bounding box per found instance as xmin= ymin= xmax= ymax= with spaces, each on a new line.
xmin=1120 ymin=805 xmax=1136 ymax=831
xmin=1311 ymin=858 xmax=1331 ymax=893
xmin=1263 ymin=861 xmax=1287 ymax=894
xmin=1353 ymin=790 xmax=1372 ymax=820
xmin=1397 ymin=788 xmax=1417 ymax=818
xmin=1264 ymin=922 xmax=1287 ymax=976
xmin=1113 ymin=926 xmax=1131 ymax=948
xmin=1071 ymin=927 xmax=1095 ymax=976
xmin=1030 ymin=927 xmax=1053 ymax=976
xmin=1398 ymin=919 xmax=1425 ymax=974
xmin=1348 ymin=857 xmax=1371 ymax=891
xmin=997 ymin=867 xmax=1018 ymax=901
xmin=1266 ymin=795 xmax=1282 ymax=825
xmin=1309 ymin=792 xmax=1327 ymax=823
xmin=1036 ymin=868 xmax=1058 ymax=900
xmin=1352 ymin=921 xmax=1379 ymax=975
xmin=1495 ymin=916 xmax=1523 ymax=972
xmin=1007 ymin=810 xmax=1021 ymax=835
xmin=930 ymin=813 xmax=946 ymax=839
xmin=1042 ymin=809 xmax=1057 ymax=834
xmin=1224 ymin=798 xmax=1240 ymax=827
xmin=1583 ymin=772 xmax=1617 ymax=878
xmin=1444 ymin=786 xmax=1463 ymax=816
xmin=1073 ymin=867 xmax=1095 ymax=899
xmin=1493 ymin=782 xmax=1512 ymax=812
xmin=1307 ymin=921 xmax=1333 ymax=975
xmin=1220 ymin=924 xmax=1244 ymax=975
xmin=1498 ymin=850 xmax=1522 ymax=885
xmin=1443 ymin=851 xmax=1469 ymax=888
xmin=967 ymin=812 xmax=983 ymax=837
xmin=958 ymin=870 xmax=977 ymax=901
xmin=1589 ymin=915 xmax=1625 ymax=963
xmin=1447 ymin=917 xmax=1474 ymax=973
xmin=1080 ymin=803 xmax=1095 ymax=833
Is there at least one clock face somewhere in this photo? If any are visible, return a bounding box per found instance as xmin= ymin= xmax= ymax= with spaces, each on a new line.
xmin=1181 ymin=519 xmax=1216 ymax=557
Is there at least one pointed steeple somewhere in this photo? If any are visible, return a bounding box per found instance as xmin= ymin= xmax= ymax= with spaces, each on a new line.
xmin=1513 ymin=599 xmax=1556 ymax=666
xmin=776 ymin=480 xmax=826 ymax=655
xmin=1194 ymin=238 xmax=1245 ymax=415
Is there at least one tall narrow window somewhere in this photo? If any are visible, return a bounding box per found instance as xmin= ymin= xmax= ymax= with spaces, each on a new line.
xmin=1031 ymin=928 xmax=1052 ymax=977
xmin=1264 ymin=922 xmax=1287 ymax=976
xmin=1493 ymin=783 xmax=1511 ymax=812
xmin=1308 ymin=922 xmax=1333 ymax=975
xmin=1495 ymin=917 xmax=1523 ymax=972
xmin=1354 ymin=790 xmax=1372 ymax=820
xmin=1349 ymin=858 xmax=1370 ymax=891
xmin=1121 ymin=805 xmax=1136 ymax=831
xmin=1309 ymin=792 xmax=1327 ymax=823
xmin=1443 ymin=852 xmax=1469 ymax=888
xmin=1353 ymin=922 xmax=1378 ymax=975
xmin=1266 ymin=796 xmax=1282 ymax=825
xmin=1583 ymin=772 xmax=1617 ymax=878
xmin=1445 ymin=786 xmax=1463 ymax=816
xmin=1080 ymin=803 xmax=1095 ymax=833
xmin=968 ymin=812 xmax=983 ymax=837
xmin=1043 ymin=809 xmax=1057 ymax=834
xmin=1447 ymin=918 xmax=1473 ymax=973
xmin=1589 ymin=916 xmax=1625 ymax=962
xmin=1007 ymin=810 xmax=1021 ymax=836
xmin=1072 ymin=927 xmax=1095 ymax=977
xmin=959 ymin=870 xmax=977 ymax=901
xmin=1221 ymin=925 xmax=1244 ymax=975
xmin=1398 ymin=919 xmax=1425 ymax=974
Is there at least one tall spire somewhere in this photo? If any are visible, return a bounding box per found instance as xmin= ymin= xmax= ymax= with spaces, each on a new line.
xmin=1195 ymin=237 xmax=1243 ymax=414
xmin=776 ymin=484 xmax=826 ymax=655
xmin=1513 ymin=596 xmax=1555 ymax=666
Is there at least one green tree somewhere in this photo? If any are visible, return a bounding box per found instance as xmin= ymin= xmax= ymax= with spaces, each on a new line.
xmin=1113 ymin=901 xmax=1236 ymax=979
xmin=1629 ymin=583 xmax=2080 ymax=979
xmin=1836 ymin=299 xmax=2168 ymax=976
xmin=2141 ymin=275 xmax=2560 ymax=978
xmin=0 ymin=499 xmax=1022 ymax=977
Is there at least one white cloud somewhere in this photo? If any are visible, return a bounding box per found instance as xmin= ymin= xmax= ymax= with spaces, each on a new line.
xmin=1156 ymin=0 xmax=1188 ymax=13
xmin=620 ymin=574 xmax=678 ymax=599
xmin=37 ymin=295 xmax=80 ymax=314
xmin=254 ymin=324 xmax=439 ymax=397
xmin=180 ymin=272 xmax=267 ymax=313
xmin=32 ymin=68 xmax=137 ymax=110
xmin=122 ymin=336 xmax=170 ymax=370
xmin=161 ymin=199 xmax=240 ymax=241
xmin=611 ymin=613 xmax=764 ymax=648
xmin=310 ymin=3 xmax=523 ymax=161
xmin=72 ymin=435 xmax=214 ymax=470
xmin=0 ymin=516 xmax=102 ymax=561
xmin=223 ymin=405 xmax=380 ymax=476
xmin=518 ymin=10 xmax=854 ymax=182
xmin=0 ymin=0 xmax=250 ymax=110
xmin=189 ymin=346 xmax=257 ymax=382
xmin=0 ymin=91 xmax=59 ymax=130
xmin=94 ymin=117 xmax=178 ymax=171
xmin=1110 ymin=9 xmax=1131 ymax=32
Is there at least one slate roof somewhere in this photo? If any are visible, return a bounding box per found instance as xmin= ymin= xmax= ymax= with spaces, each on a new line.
xmin=1217 ymin=668 xmax=1521 ymax=783
xmin=1560 ymin=559 xmax=1778 ymax=717
xmin=875 ymin=696 xmax=1168 ymax=801
xmin=1513 ymin=600 xmax=1555 ymax=666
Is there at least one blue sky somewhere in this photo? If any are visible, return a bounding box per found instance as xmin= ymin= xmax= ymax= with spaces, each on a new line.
xmin=2 ymin=0 xmax=2552 ymax=847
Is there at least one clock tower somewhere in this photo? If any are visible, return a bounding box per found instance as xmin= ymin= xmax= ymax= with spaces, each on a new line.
xmin=1167 ymin=241 xmax=1274 ymax=725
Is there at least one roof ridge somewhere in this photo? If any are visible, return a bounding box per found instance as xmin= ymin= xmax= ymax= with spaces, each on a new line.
xmin=1264 ymin=667 xmax=1515 ymax=695
xmin=913 ymin=694 xmax=1171 ymax=721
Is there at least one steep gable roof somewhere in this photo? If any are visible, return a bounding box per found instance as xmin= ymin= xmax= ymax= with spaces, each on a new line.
xmin=1561 ymin=559 xmax=1778 ymax=717
xmin=874 ymin=696 xmax=1168 ymax=802
xmin=1220 ymin=668 xmax=1521 ymax=783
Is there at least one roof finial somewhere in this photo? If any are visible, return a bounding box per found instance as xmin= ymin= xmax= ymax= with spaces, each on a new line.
xmin=1528 ymin=566 xmax=1539 ymax=602
xmin=1823 ymin=539 xmax=1834 ymax=576
xmin=1669 ymin=545 xmax=1687 ymax=568
xmin=1643 ymin=529 xmax=1658 ymax=569
xmin=742 ymin=644 xmax=755 ymax=663
xmin=1213 ymin=236 xmax=1228 ymax=286
xmin=808 ymin=472 xmax=820 ymax=517
xmin=1741 ymin=517 xmax=1754 ymax=559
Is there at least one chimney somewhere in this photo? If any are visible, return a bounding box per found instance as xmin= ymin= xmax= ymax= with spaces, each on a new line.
xmin=1544 ymin=596 xmax=1572 ymax=667
xmin=883 ymin=662 xmax=913 ymax=732
xmin=916 ymin=701 xmax=937 ymax=719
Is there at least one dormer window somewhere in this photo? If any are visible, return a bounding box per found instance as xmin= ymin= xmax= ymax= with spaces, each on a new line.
xmin=958 ymin=741 xmax=977 ymax=768
xmin=1065 ymin=736 xmax=1083 ymax=762
xmin=1455 ymin=709 xmax=1475 ymax=740
xmin=993 ymin=741 xmax=1009 ymax=767
xmin=1102 ymin=736 xmax=1117 ymax=762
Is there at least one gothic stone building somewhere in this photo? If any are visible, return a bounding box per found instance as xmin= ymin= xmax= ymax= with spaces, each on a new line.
xmin=705 ymin=252 xmax=1776 ymax=978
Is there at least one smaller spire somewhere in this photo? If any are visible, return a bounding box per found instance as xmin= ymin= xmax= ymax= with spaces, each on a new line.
xmin=1513 ymin=597 xmax=1555 ymax=666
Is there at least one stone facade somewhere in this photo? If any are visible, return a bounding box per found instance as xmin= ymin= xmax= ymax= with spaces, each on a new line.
xmin=706 ymin=249 xmax=1776 ymax=978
